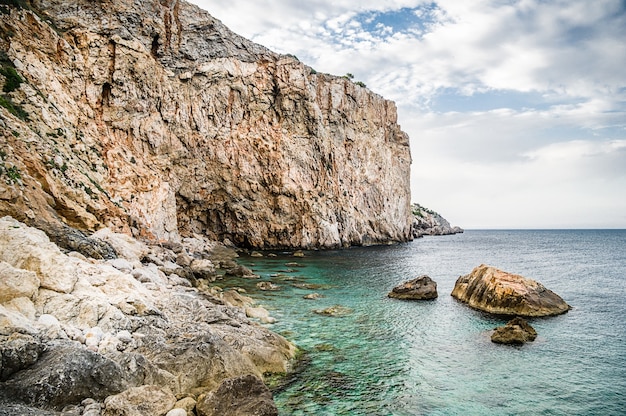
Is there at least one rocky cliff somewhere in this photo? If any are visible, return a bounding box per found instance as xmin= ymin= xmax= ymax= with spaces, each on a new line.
xmin=411 ymin=203 xmax=463 ymax=238
xmin=0 ymin=0 xmax=412 ymax=249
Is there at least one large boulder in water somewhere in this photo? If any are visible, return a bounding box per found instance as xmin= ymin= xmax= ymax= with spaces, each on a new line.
xmin=388 ymin=276 xmax=438 ymax=300
xmin=491 ymin=317 xmax=538 ymax=345
xmin=451 ymin=264 xmax=570 ymax=317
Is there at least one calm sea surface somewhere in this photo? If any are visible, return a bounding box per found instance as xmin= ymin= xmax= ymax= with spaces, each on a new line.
xmin=231 ymin=230 xmax=626 ymax=415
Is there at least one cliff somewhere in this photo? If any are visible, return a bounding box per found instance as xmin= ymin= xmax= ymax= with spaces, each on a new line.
xmin=411 ymin=203 xmax=463 ymax=238
xmin=0 ymin=0 xmax=413 ymax=249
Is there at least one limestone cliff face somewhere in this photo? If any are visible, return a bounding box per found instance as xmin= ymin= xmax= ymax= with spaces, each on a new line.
xmin=0 ymin=0 xmax=412 ymax=249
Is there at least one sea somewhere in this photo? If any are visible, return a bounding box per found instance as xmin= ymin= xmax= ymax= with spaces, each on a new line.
xmin=229 ymin=230 xmax=626 ymax=415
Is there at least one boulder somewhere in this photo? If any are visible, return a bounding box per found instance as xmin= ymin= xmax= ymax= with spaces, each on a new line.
xmin=451 ymin=264 xmax=571 ymax=317
xmin=91 ymin=228 xmax=149 ymax=263
xmin=196 ymin=375 xmax=278 ymax=416
xmin=388 ymin=275 xmax=438 ymax=300
xmin=0 ymin=333 xmax=45 ymax=381
xmin=103 ymin=385 xmax=176 ymax=416
xmin=246 ymin=306 xmax=276 ymax=324
xmin=491 ymin=317 xmax=538 ymax=345
xmin=225 ymin=265 xmax=259 ymax=279
xmin=0 ymin=344 xmax=127 ymax=410
xmin=0 ymin=262 xmax=40 ymax=303
xmin=172 ymin=397 xmax=196 ymax=415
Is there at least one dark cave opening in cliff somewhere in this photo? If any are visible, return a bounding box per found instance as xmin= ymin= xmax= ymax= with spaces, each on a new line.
xmin=151 ymin=34 xmax=160 ymax=58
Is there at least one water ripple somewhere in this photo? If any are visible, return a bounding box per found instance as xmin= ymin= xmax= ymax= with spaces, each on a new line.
xmin=237 ymin=230 xmax=626 ymax=415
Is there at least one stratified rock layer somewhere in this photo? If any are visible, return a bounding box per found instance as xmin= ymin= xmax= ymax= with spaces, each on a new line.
xmin=0 ymin=0 xmax=412 ymax=249
xmin=451 ymin=264 xmax=570 ymax=317
xmin=388 ymin=275 xmax=438 ymax=300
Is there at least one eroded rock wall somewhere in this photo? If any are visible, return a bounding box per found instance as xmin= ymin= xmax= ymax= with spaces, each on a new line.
xmin=0 ymin=0 xmax=412 ymax=249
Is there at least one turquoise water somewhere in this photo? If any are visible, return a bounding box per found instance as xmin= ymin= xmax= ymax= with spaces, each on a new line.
xmin=229 ymin=230 xmax=626 ymax=415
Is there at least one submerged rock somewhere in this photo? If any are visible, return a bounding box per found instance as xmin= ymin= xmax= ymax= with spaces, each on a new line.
xmin=292 ymin=283 xmax=332 ymax=290
xmin=246 ymin=306 xmax=276 ymax=324
xmin=388 ymin=275 xmax=438 ymax=300
xmin=225 ymin=265 xmax=259 ymax=279
xmin=451 ymin=264 xmax=571 ymax=317
xmin=303 ymin=293 xmax=324 ymax=300
xmin=491 ymin=317 xmax=538 ymax=345
xmin=313 ymin=305 xmax=353 ymax=317
xmin=256 ymin=281 xmax=281 ymax=291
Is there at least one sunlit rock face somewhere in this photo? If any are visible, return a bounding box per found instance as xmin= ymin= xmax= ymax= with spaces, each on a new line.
xmin=451 ymin=264 xmax=571 ymax=317
xmin=0 ymin=0 xmax=412 ymax=249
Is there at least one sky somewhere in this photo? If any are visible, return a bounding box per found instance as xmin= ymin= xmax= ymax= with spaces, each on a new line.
xmin=189 ymin=0 xmax=626 ymax=229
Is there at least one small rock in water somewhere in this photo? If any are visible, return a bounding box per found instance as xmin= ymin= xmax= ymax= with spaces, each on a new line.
xmin=293 ymin=250 xmax=305 ymax=257
xmin=303 ymin=293 xmax=324 ymax=300
xmin=256 ymin=281 xmax=281 ymax=291
xmin=292 ymin=283 xmax=332 ymax=290
xmin=246 ymin=306 xmax=276 ymax=324
xmin=313 ymin=305 xmax=353 ymax=317
xmin=491 ymin=317 xmax=538 ymax=345
xmin=285 ymin=262 xmax=304 ymax=268
xmin=225 ymin=265 xmax=259 ymax=279
xmin=388 ymin=275 xmax=438 ymax=300
xmin=251 ymin=251 xmax=264 ymax=257
xmin=314 ymin=343 xmax=335 ymax=352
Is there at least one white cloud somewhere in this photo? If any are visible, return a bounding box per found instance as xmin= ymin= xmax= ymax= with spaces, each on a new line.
xmin=188 ymin=0 xmax=626 ymax=227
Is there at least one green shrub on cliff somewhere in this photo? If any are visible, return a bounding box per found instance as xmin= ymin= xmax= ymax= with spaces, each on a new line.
xmin=0 ymin=66 xmax=21 ymax=92
xmin=0 ymin=94 xmax=28 ymax=120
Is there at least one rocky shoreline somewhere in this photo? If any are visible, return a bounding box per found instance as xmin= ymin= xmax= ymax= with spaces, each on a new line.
xmin=0 ymin=216 xmax=295 ymax=415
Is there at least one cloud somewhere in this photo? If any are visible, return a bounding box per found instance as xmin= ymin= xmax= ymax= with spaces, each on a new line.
xmin=189 ymin=0 xmax=626 ymax=227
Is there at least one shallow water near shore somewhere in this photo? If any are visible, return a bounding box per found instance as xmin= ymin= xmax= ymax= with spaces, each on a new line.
xmin=229 ymin=230 xmax=626 ymax=415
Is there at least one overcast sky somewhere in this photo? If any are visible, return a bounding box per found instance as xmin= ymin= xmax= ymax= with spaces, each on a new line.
xmin=189 ymin=0 xmax=626 ymax=229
